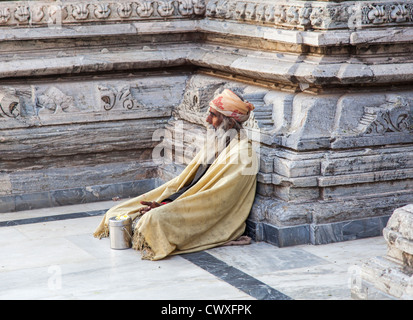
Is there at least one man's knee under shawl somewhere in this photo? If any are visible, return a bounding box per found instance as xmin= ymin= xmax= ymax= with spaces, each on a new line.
xmin=93 ymin=137 xmax=258 ymax=260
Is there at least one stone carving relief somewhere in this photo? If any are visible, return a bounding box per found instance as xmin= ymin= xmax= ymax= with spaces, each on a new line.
xmin=117 ymin=3 xmax=133 ymax=18
xmin=71 ymin=3 xmax=90 ymax=20
xmin=193 ymin=0 xmax=206 ymax=15
xmin=98 ymin=85 xmax=145 ymax=111
xmin=357 ymin=96 xmax=412 ymax=135
xmin=390 ymin=4 xmax=409 ymax=23
xmin=178 ymin=0 xmax=194 ymax=16
xmin=94 ymin=3 xmax=112 ymax=19
xmin=31 ymin=5 xmax=45 ymax=23
xmin=0 ymin=0 xmax=206 ymax=27
xmin=47 ymin=5 xmax=68 ymax=25
xmin=0 ymin=8 xmax=10 ymax=24
xmin=0 ymin=0 xmax=412 ymax=29
xmin=36 ymin=87 xmax=77 ymax=115
xmin=362 ymin=3 xmax=410 ymax=24
xmin=205 ymin=0 xmax=413 ymax=30
xmin=136 ymin=0 xmax=155 ymax=18
xmin=157 ymin=0 xmax=175 ymax=17
xmin=14 ymin=5 xmax=30 ymax=23
xmin=0 ymin=90 xmax=20 ymax=119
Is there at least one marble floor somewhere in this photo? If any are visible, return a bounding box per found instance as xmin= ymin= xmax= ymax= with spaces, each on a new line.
xmin=0 ymin=200 xmax=388 ymax=300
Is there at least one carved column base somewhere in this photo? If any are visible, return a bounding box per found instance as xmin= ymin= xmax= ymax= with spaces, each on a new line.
xmin=351 ymin=204 xmax=413 ymax=300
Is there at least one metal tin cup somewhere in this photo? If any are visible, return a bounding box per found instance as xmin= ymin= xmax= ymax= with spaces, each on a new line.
xmin=109 ymin=216 xmax=132 ymax=250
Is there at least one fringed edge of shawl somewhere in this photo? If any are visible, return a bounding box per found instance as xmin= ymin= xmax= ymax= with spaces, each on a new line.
xmin=132 ymin=231 xmax=155 ymax=260
xmin=93 ymin=226 xmax=109 ymax=239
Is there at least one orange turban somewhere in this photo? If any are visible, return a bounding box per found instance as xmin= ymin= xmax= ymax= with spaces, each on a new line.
xmin=209 ymin=89 xmax=255 ymax=123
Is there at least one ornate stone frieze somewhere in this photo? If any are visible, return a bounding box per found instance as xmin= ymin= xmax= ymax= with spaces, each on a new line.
xmin=357 ymin=96 xmax=412 ymax=136
xmin=0 ymin=90 xmax=20 ymax=119
xmin=98 ymin=85 xmax=145 ymax=111
xmin=0 ymin=0 xmax=413 ymax=30
xmin=0 ymin=7 xmax=11 ymax=24
xmin=0 ymin=0 xmax=206 ymax=27
xmin=206 ymin=0 xmax=413 ymax=30
xmin=36 ymin=87 xmax=77 ymax=116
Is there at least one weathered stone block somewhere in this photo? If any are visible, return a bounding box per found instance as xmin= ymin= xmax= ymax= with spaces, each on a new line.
xmin=352 ymin=204 xmax=413 ymax=300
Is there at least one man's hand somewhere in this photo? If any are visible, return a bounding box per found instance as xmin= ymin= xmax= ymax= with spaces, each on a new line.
xmin=139 ymin=201 xmax=162 ymax=214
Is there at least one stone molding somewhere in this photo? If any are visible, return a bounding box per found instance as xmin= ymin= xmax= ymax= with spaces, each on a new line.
xmin=1 ymin=0 xmax=413 ymax=31
xmin=0 ymin=0 xmax=206 ymax=27
xmin=206 ymin=0 xmax=413 ymax=30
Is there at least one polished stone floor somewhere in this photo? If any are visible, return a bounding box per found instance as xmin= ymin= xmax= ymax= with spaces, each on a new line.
xmin=0 ymin=200 xmax=387 ymax=300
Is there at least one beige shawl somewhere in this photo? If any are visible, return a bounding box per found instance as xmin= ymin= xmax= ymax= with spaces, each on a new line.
xmin=94 ymin=137 xmax=258 ymax=260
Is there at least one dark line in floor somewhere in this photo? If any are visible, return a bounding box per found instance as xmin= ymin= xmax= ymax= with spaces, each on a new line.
xmin=0 ymin=209 xmax=107 ymax=227
xmin=182 ymin=251 xmax=293 ymax=300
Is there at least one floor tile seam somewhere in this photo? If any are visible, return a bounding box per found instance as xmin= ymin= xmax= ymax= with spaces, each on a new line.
xmin=0 ymin=209 xmax=107 ymax=228
xmin=181 ymin=251 xmax=293 ymax=301
xmin=0 ymin=201 xmax=115 ymax=219
xmin=196 ymin=255 xmax=348 ymax=296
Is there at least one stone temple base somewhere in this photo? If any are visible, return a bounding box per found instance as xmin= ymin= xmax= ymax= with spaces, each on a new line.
xmin=351 ymin=256 xmax=413 ymax=300
xmin=247 ymin=215 xmax=390 ymax=247
xmin=351 ymin=204 xmax=413 ymax=300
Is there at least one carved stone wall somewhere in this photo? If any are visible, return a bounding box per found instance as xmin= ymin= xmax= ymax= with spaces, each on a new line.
xmin=0 ymin=0 xmax=412 ymax=247
xmin=0 ymin=72 xmax=188 ymax=211
xmin=161 ymin=73 xmax=413 ymax=246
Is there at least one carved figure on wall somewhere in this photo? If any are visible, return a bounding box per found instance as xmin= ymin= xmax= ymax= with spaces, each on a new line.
xmin=117 ymin=2 xmax=133 ymax=18
xmin=255 ymin=4 xmax=266 ymax=22
xmin=193 ymin=0 xmax=206 ymax=15
xmin=264 ymin=4 xmax=275 ymax=22
xmin=36 ymin=87 xmax=76 ymax=115
xmin=31 ymin=6 xmax=45 ymax=23
xmin=0 ymin=91 xmax=19 ymax=119
xmin=206 ymin=0 xmax=218 ymax=16
xmin=274 ymin=4 xmax=287 ymax=23
xmin=94 ymin=3 xmax=111 ymax=19
xmin=215 ymin=0 xmax=232 ymax=19
xmin=157 ymin=0 xmax=175 ymax=17
xmin=98 ymin=85 xmax=145 ymax=111
xmin=287 ymin=6 xmax=300 ymax=25
xmin=137 ymin=0 xmax=154 ymax=18
xmin=367 ymin=4 xmax=386 ymax=24
xmin=245 ymin=3 xmax=256 ymax=20
xmin=14 ymin=5 xmax=30 ymax=22
xmin=299 ymin=5 xmax=312 ymax=27
xmin=390 ymin=4 xmax=408 ymax=22
xmin=178 ymin=0 xmax=194 ymax=16
xmin=47 ymin=5 xmax=68 ymax=25
xmin=234 ymin=1 xmax=246 ymax=20
xmin=72 ymin=3 xmax=90 ymax=20
xmin=358 ymin=96 xmax=412 ymax=135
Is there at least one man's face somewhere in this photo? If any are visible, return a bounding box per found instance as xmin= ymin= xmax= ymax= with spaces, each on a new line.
xmin=206 ymin=109 xmax=223 ymax=129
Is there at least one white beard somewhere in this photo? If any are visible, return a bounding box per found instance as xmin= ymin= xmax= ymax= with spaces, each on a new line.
xmin=203 ymin=122 xmax=238 ymax=164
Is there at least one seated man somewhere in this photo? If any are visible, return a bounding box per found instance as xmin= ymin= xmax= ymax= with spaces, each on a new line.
xmin=94 ymin=89 xmax=258 ymax=260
